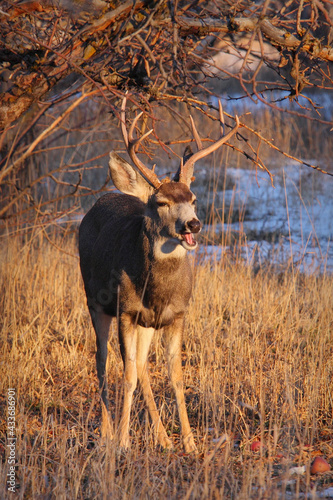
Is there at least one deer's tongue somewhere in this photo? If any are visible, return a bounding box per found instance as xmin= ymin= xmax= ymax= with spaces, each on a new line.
xmin=183 ymin=233 xmax=195 ymax=246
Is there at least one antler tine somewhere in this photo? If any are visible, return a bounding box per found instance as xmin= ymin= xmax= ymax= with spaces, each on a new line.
xmin=120 ymin=95 xmax=161 ymax=189
xmin=179 ymin=103 xmax=240 ymax=184
xmin=120 ymin=95 xmax=129 ymax=148
xmin=128 ymin=111 xmax=143 ymax=143
xmin=128 ymin=112 xmax=154 ymax=147
xmin=189 ymin=115 xmax=202 ymax=151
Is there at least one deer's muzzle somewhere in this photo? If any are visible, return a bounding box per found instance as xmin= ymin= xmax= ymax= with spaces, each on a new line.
xmin=180 ymin=218 xmax=201 ymax=250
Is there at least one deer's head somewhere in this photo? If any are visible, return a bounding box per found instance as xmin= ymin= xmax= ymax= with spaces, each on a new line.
xmin=109 ymin=97 xmax=239 ymax=255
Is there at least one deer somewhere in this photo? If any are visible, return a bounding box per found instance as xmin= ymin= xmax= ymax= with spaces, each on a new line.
xmin=79 ymin=96 xmax=239 ymax=453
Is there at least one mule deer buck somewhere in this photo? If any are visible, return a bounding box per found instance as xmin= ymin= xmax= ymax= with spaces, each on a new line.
xmin=79 ymin=97 xmax=239 ymax=452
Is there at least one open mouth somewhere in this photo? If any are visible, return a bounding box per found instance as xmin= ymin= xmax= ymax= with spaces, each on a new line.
xmin=180 ymin=232 xmax=198 ymax=250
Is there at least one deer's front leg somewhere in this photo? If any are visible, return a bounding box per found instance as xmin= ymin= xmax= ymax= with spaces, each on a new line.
xmin=136 ymin=326 xmax=173 ymax=450
xmin=118 ymin=314 xmax=138 ymax=449
xmin=164 ymin=316 xmax=197 ymax=453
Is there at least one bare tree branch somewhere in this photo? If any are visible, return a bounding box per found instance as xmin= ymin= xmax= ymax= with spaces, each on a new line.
xmin=0 ymin=0 xmax=332 ymax=225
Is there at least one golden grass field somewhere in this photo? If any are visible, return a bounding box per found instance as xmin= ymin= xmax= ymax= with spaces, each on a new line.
xmin=1 ymin=224 xmax=332 ymax=499
xmin=1 ymin=92 xmax=333 ymax=498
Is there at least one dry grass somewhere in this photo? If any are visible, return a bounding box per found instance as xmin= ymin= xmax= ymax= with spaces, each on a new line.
xmin=1 ymin=227 xmax=333 ymax=499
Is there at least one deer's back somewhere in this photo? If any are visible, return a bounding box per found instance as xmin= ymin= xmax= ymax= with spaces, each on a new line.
xmin=79 ymin=192 xmax=145 ymax=298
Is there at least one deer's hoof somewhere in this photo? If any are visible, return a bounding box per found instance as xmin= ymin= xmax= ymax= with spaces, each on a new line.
xmin=158 ymin=435 xmax=173 ymax=451
xmin=183 ymin=434 xmax=198 ymax=454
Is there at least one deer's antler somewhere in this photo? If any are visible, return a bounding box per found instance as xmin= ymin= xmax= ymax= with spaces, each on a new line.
xmin=120 ymin=96 xmax=161 ymax=189
xmin=178 ymin=101 xmax=240 ymax=186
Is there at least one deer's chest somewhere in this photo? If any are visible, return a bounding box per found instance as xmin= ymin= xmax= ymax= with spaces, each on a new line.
xmin=122 ymin=259 xmax=192 ymax=328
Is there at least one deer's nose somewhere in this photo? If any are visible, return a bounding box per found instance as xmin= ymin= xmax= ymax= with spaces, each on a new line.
xmin=187 ymin=218 xmax=201 ymax=233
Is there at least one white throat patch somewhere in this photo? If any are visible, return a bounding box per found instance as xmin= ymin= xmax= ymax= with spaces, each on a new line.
xmin=154 ymin=238 xmax=187 ymax=260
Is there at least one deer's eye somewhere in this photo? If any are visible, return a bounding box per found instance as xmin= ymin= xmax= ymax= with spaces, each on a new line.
xmin=157 ymin=201 xmax=169 ymax=208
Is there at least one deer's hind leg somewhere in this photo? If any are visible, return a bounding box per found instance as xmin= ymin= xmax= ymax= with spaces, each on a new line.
xmin=136 ymin=326 xmax=173 ymax=450
xmin=118 ymin=314 xmax=138 ymax=449
xmin=90 ymin=306 xmax=113 ymax=440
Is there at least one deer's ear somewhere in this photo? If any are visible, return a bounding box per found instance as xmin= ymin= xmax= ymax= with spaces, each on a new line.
xmin=109 ymin=152 xmax=154 ymax=202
